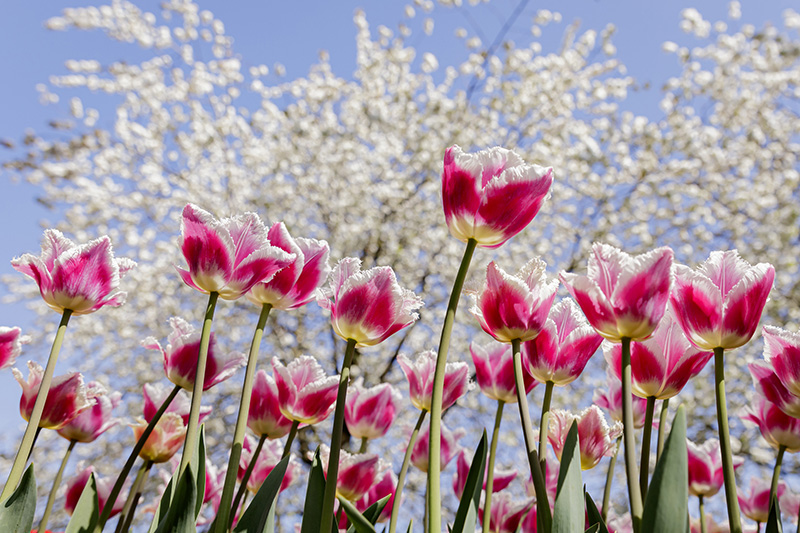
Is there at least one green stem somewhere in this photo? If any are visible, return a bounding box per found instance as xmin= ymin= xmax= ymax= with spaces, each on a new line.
xmin=770 ymin=445 xmax=786 ymax=510
xmin=230 ymin=433 xmax=267 ymax=526
xmin=699 ymin=495 xmax=707 ymax=533
xmin=359 ymin=437 xmax=369 ymax=454
xmin=427 ymin=238 xmax=476 ymax=533
xmin=180 ymin=291 xmax=219 ymax=474
xmin=319 ymin=338 xmax=359 ymax=533
xmin=656 ymin=398 xmax=670 ymax=461
xmin=512 ymin=338 xmax=552 ymax=532
xmin=714 ymin=347 xmax=742 ymax=533
xmin=116 ymin=460 xmax=153 ymax=533
xmin=483 ymin=400 xmax=505 ymax=528
xmin=2 ymin=309 xmax=72 ymax=501
xmin=388 ymin=409 xmax=427 ymax=533
xmin=639 ymin=396 xmax=656 ymax=501
xmin=37 ymin=439 xmax=76 ymax=533
xmin=97 ymin=384 xmax=181 ymax=530
xmin=538 ymin=381 xmax=554 ymax=475
xmin=283 ymin=420 xmax=300 ymax=459
xmin=214 ymin=303 xmax=272 ymax=533
xmin=602 ymin=436 xmax=622 ymax=521
xmin=621 ymin=337 xmax=643 ymax=532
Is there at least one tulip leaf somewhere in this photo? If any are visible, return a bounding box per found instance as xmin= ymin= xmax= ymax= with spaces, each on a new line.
xmin=0 ymin=464 xmax=36 ymax=533
xmin=233 ymin=455 xmax=290 ymax=533
xmin=147 ymin=475 xmax=175 ymax=533
xmin=451 ymin=430 xmax=488 ymax=533
xmin=584 ymin=525 xmax=600 ymax=533
xmin=642 ymin=405 xmax=688 ymax=533
xmin=193 ymin=425 xmax=206 ymax=518
xmin=65 ymin=472 xmax=99 ymax=533
xmin=407 ymin=520 xmax=414 ymax=533
xmin=153 ymin=463 xmax=197 ymax=533
xmin=300 ymin=447 xmax=335 ymax=533
xmin=346 ymin=495 xmax=391 ymax=533
xmin=552 ymin=421 xmax=583 ymax=533
xmin=339 ymin=497 xmax=376 ymax=533
xmin=584 ymin=491 xmax=609 ymax=533
xmin=765 ymin=495 xmax=783 ymax=533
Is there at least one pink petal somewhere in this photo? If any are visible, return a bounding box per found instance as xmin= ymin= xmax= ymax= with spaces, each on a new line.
xmin=610 ymin=247 xmax=673 ymax=340
xmin=697 ymin=250 xmax=751 ymax=300
xmin=720 ymin=263 xmax=774 ymax=349
xmin=442 ymin=145 xmax=483 ymax=242
xmin=560 ymin=272 xmax=618 ymax=340
xmin=670 ymin=265 xmax=723 ymax=350
xmin=180 ymin=204 xmax=235 ymax=292
xmin=763 ymin=325 xmax=800 ymax=397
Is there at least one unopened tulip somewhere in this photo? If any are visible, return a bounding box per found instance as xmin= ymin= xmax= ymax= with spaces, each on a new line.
xmin=594 ymin=369 xmax=649 ymax=429
xmin=738 ymin=477 xmax=800 ymax=524
xmin=742 ymin=394 xmax=800 ymax=452
xmin=13 ymin=361 xmax=95 ymax=429
xmin=64 ymin=465 xmax=126 ymax=518
xmin=57 ymin=383 xmax=121 ymax=443
xmin=246 ymin=222 xmax=330 ymax=310
xmin=398 ymin=350 xmax=469 ymax=412
xmin=238 ymin=435 xmax=299 ymax=493
xmin=317 ymin=257 xmax=423 ymax=347
xmin=524 ymin=298 xmax=603 ymax=385
xmin=670 ymin=250 xmax=774 ymax=351
xmin=11 ymin=229 xmax=135 ymax=315
xmin=272 ymin=355 xmax=338 ymax=425
xmin=479 ymin=490 xmax=531 ymax=533
xmin=344 ymin=378 xmax=402 ymax=440
xmin=131 ymin=412 xmax=186 ymax=463
xmin=687 ymin=438 xmax=743 ymax=498
xmin=452 ymin=449 xmax=517 ymax=500
xmin=247 ymin=370 xmax=293 ymax=439
xmin=142 ymin=382 xmax=211 ymax=425
xmin=143 ymin=316 xmax=245 ymax=391
xmin=548 ymin=406 xmax=622 ymax=470
xmin=0 ymin=327 xmax=29 ymax=370
xmin=750 ymin=362 xmax=800 ymax=418
xmin=470 ymin=340 xmax=535 ymax=403
xmin=761 ymin=325 xmax=800 ymax=398
xmin=176 ymin=203 xmax=294 ymax=300
xmin=441 ymin=145 xmax=553 ymax=248
xmin=410 ymin=421 xmax=465 ymax=472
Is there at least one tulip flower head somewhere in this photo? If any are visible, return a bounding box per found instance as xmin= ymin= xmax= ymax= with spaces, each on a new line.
xmin=131 ymin=412 xmax=187 ymax=463
xmin=0 ymin=326 xmax=29 ymax=370
xmin=143 ymin=316 xmax=246 ymax=391
xmin=142 ymin=382 xmax=211 ymax=425
xmin=64 ymin=465 xmax=126 ymax=518
xmin=738 ymin=477 xmax=800 ymax=524
xmin=247 ymin=369 xmax=294 ymax=439
xmin=479 ymin=490 xmax=531 ymax=533
xmin=344 ymin=378 xmax=402 ymax=440
xmin=742 ymin=393 xmax=800 ymax=452
xmin=470 ymin=340 xmax=536 ymax=403
xmin=11 ymin=229 xmax=136 ymax=315
xmin=560 ymin=244 xmax=674 ymax=342
xmin=470 ymin=259 xmax=559 ymax=343
xmin=761 ymin=325 xmax=800 ymax=398
xmin=594 ymin=368 xmax=650 ymax=429
xmin=453 ymin=448 xmax=517 ymax=500
xmin=441 ymin=145 xmax=553 ymax=248
xmin=398 ymin=350 xmax=469 ymax=412
xmin=411 ymin=421 xmax=465 ymax=472
xmin=317 ymin=257 xmax=423 ymax=347
xmin=13 ymin=361 xmax=95 ymax=429
xmin=670 ymin=250 xmax=774 ymax=350
xmin=57 ymin=382 xmax=121 ymax=443
xmin=246 ymin=222 xmax=331 ymax=310
xmin=548 ymin=406 xmax=622 ymax=470
xmin=354 ymin=467 xmax=397 ymax=523
xmin=176 ymin=203 xmax=294 ymax=300
xmin=524 ymin=298 xmax=603 ymax=385
xmin=238 ymin=435 xmax=299 ymax=494
xmin=320 ymin=446 xmax=381 ymax=502
xmin=272 ymin=355 xmax=338 ymax=425
xmin=686 ymin=438 xmax=743 ymax=497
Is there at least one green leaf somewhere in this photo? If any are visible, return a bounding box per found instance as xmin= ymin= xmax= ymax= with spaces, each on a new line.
xmin=300 ymin=448 xmax=333 ymax=533
xmin=765 ymin=495 xmax=783 ymax=533
xmin=346 ymin=495 xmax=391 ymax=533
xmin=153 ymin=464 xmax=197 ymax=533
xmin=233 ymin=455 xmax=290 ymax=533
xmin=642 ymin=405 xmax=688 ymax=533
xmin=552 ymin=421 xmax=583 ymax=533
xmin=584 ymin=491 xmax=609 ymax=533
xmin=339 ymin=497 xmax=376 ymax=533
xmin=0 ymin=464 xmax=36 ymax=533
xmin=65 ymin=472 xmax=99 ymax=533
xmin=451 ymin=431 xmax=488 ymax=533
xmin=193 ymin=425 xmax=207 ymax=518
xmin=584 ymin=525 xmax=600 ymax=533
xmin=147 ymin=475 xmax=175 ymax=533
xmin=406 ymin=519 xmax=413 ymax=533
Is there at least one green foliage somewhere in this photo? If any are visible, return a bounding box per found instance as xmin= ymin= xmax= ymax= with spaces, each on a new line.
xmin=642 ymin=406 xmax=688 ymax=533
xmin=766 ymin=496 xmax=783 ymax=533
xmin=0 ymin=464 xmax=36 ymax=533
xmin=584 ymin=491 xmax=609 ymax=533
xmin=300 ymin=448 xmax=334 ymax=533
xmin=553 ymin=422 xmax=584 ymax=533
xmin=233 ymin=455 xmax=290 ymax=533
xmin=153 ymin=465 xmax=197 ymax=533
xmin=451 ymin=431 xmax=488 ymax=533
xmin=64 ymin=472 xmax=98 ymax=533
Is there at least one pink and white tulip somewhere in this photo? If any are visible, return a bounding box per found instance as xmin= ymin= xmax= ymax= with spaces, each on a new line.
xmin=594 ymin=368 xmax=650 ymax=429
xmin=689 ymin=516 xmax=731 ymax=533
xmin=176 ymin=203 xmax=294 ymax=300
xmin=742 ymin=393 xmax=800 ymax=452
xmin=670 ymin=250 xmax=774 ymax=350
xmin=11 ymin=229 xmax=135 ymax=315
xmin=320 ymin=446 xmax=381 ymax=502
xmin=238 ymin=435 xmax=299 ymax=494
xmin=143 ymin=316 xmax=246 ymax=391
xmin=142 ymin=382 xmax=211 ymax=425
xmin=344 ymin=378 xmax=402 ymax=440
xmin=64 ymin=465 xmax=126 ymax=518
xmin=131 ymin=412 xmax=186 ymax=463
xmin=750 ymin=362 xmax=800 ymax=418
xmin=479 ymin=490 xmax=532 ymax=533
xmin=452 ymin=449 xmax=517 ymax=500
xmin=603 ymin=309 xmax=712 ymax=399
xmin=523 ymin=298 xmax=603 ymax=385
xmin=560 ymin=244 xmax=674 ymax=342
xmin=355 ymin=467 xmax=397 ymax=523
xmin=317 ymin=257 xmax=423 ymax=347
xmin=398 ymin=350 xmax=469 ymax=412
xmin=548 ymin=406 xmax=622 ymax=470
xmin=203 ymin=458 xmax=226 ymax=507
xmin=0 ymin=327 xmax=29 ymax=370
xmin=471 ymin=340 xmax=536 ymax=403
xmin=469 ymin=259 xmax=558 ymax=343
xmin=246 ymin=222 xmax=330 ymax=310
xmin=410 ymin=421 xmax=465 ymax=472
xmin=441 ymin=145 xmax=553 ymax=248
xmin=761 ymin=325 xmax=800 ymax=398
xmin=272 ymin=355 xmax=338 ymax=425
xmin=57 ymin=382 xmax=121 ymax=443
xmin=686 ymin=438 xmax=743 ymax=497
xmin=247 ymin=369 xmax=294 ymax=439
xmin=738 ymin=477 xmax=800 ymax=524
xmin=13 ymin=361 xmax=95 ymax=429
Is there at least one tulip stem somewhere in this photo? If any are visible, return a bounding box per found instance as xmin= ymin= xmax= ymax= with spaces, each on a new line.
xmin=215 ymin=302 xmax=272 ymax=533
xmin=699 ymin=495 xmax=707 ymax=533
xmin=283 ymin=420 xmax=300 ymax=459
xmin=512 ymin=338 xmax=552 ymax=532
xmin=602 ymin=436 xmax=622 ymax=520
xmin=770 ymin=444 xmax=786 ymax=510
xmin=320 ymin=338 xmax=359 ymax=533
xmin=639 ymin=396 xmax=656 ymax=501
xmin=2 ymin=308 xmax=72 ymax=501
xmin=427 ymin=238 xmax=476 ymax=533
xmin=359 ymin=437 xmax=369 ymax=454
xmin=230 ymin=433 xmax=267 ymax=526
xmin=37 ymin=438 xmax=76 ymax=533
xmin=116 ymin=460 xmax=153 ymax=533
xmin=97 ymin=383 xmax=180 ymax=530
xmin=180 ymin=291 xmax=219 ymax=475
xmin=656 ymin=398 xmax=669 ymax=461
xmin=713 ymin=347 xmax=742 ymax=533
xmin=483 ymin=400 xmax=505 ymax=527
xmin=388 ymin=409 xmax=427 ymax=533
xmin=538 ymin=381 xmax=554 ymax=475
xmin=621 ymin=337 xmax=643 ymax=533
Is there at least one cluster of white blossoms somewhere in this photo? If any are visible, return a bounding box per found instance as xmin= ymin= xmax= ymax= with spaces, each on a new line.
xmin=3 ymin=0 xmax=800 ymax=524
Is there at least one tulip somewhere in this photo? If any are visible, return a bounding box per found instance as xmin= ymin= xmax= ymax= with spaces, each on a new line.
xmin=761 ymin=325 xmax=800 ymax=398
xmin=142 ymin=382 xmax=211 ymax=425
xmin=742 ymin=394 xmax=800 ymax=453
xmin=272 ymin=355 xmax=338 ymax=425
xmin=246 ymin=222 xmax=330 ymax=310
xmin=238 ymin=435 xmax=299 ymax=494
xmin=479 ymin=490 xmax=531 ymax=533
xmin=320 ymin=446 xmax=381 ymax=502
xmin=131 ymin=412 xmax=186 ymax=463
xmin=410 ymin=421 xmax=465 ymax=472
xmin=441 ymin=145 xmax=553 ymax=248
xmin=355 ymin=467 xmax=397 ymax=523
xmin=471 ymin=340 xmax=536 ymax=403
xmin=64 ymin=465 xmax=126 ymax=518
xmin=398 ymin=350 xmax=470 ymax=411
xmin=452 ymin=449 xmax=516 ymax=500
xmin=750 ymin=361 xmax=800 ymax=418
xmin=344 ymin=378 xmax=402 ymax=442
xmin=594 ymin=368 xmax=649 ymax=430
xmin=247 ymin=369 xmax=294 ymax=439
xmin=738 ymin=477 xmax=800 ymax=525
xmin=57 ymin=383 xmax=121 ymax=443
xmin=0 ymin=326 xmax=29 ymax=370
xmin=203 ymin=459 xmax=226 ymax=507
xmin=549 ymin=406 xmax=622 ymax=470
xmin=13 ymin=361 xmax=95 ymax=430
xmin=687 ymin=438 xmax=743 ymax=498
